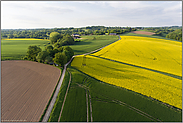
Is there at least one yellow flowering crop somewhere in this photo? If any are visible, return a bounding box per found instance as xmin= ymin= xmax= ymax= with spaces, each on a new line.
xmin=3 ymin=38 xmax=45 ymax=40
xmin=93 ymin=36 xmax=182 ymax=76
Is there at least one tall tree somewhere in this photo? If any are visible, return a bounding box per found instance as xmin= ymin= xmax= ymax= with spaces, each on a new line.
xmin=50 ymin=32 xmax=62 ymax=44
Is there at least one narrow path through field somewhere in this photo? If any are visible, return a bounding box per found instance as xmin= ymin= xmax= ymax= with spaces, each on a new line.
xmin=42 ymin=59 xmax=73 ymax=122
xmin=42 ymin=66 xmax=66 ymax=122
xmin=58 ymin=70 xmax=72 ymax=122
xmin=86 ymin=90 xmax=89 ymax=122
xmin=83 ymin=77 xmax=89 ymax=122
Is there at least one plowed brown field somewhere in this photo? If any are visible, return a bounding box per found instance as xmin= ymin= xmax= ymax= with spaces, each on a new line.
xmin=1 ymin=60 xmax=61 ymax=122
xmin=132 ymin=31 xmax=156 ymax=35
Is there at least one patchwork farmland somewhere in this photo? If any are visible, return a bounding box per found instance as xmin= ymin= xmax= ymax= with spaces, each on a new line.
xmin=1 ymin=60 xmax=61 ymax=122
xmin=1 ymin=33 xmax=182 ymax=122
xmin=1 ymin=1 xmax=182 ymax=121
xmin=70 ymin=35 xmax=182 ymax=121
xmin=47 ymin=34 xmax=181 ymax=122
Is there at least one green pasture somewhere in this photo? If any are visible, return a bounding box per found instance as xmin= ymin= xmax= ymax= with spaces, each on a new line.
xmin=1 ymin=39 xmax=50 ymax=60
xmin=69 ymin=35 xmax=119 ymax=55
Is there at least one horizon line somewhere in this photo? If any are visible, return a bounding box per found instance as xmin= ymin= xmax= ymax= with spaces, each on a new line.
xmin=2 ymin=25 xmax=182 ymax=30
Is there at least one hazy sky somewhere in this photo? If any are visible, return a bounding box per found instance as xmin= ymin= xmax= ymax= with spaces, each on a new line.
xmin=1 ymin=1 xmax=182 ymax=29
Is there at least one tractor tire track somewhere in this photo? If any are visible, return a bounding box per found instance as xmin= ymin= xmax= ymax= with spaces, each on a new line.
xmin=86 ymin=90 xmax=89 ymax=122
xmin=88 ymin=90 xmax=93 ymax=122
xmin=58 ymin=70 xmax=72 ymax=122
xmin=93 ymin=91 xmax=161 ymax=122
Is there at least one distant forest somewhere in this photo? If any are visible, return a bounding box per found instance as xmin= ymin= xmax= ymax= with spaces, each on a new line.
xmin=1 ymin=26 xmax=182 ymax=41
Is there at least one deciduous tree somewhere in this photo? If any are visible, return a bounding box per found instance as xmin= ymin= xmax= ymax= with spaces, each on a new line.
xmin=53 ymin=52 xmax=67 ymax=67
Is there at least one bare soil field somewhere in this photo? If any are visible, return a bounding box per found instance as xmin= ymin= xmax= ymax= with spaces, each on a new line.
xmin=131 ymin=31 xmax=156 ymax=35
xmin=1 ymin=60 xmax=61 ymax=122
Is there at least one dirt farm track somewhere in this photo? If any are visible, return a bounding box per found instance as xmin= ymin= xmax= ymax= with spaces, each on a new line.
xmin=1 ymin=60 xmax=61 ymax=122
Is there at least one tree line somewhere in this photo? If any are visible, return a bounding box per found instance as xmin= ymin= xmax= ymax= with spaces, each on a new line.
xmin=24 ymin=45 xmax=74 ymax=67
xmin=2 ymin=26 xmax=182 ymax=41
xmin=166 ymin=29 xmax=182 ymax=41
xmin=1 ymin=26 xmax=137 ymax=39
xmin=145 ymin=26 xmax=182 ymax=38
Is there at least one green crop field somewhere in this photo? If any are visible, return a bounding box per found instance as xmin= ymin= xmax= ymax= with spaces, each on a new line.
xmin=1 ymin=39 xmax=50 ymax=60
xmin=59 ymin=68 xmax=87 ymax=122
xmin=69 ymin=35 xmax=119 ymax=55
xmin=53 ymin=67 xmax=181 ymax=122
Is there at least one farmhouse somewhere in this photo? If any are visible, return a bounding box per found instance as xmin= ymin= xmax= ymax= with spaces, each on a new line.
xmin=71 ymin=34 xmax=80 ymax=39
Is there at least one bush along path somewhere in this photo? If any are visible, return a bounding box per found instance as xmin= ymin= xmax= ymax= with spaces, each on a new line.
xmin=41 ymin=35 xmax=121 ymax=122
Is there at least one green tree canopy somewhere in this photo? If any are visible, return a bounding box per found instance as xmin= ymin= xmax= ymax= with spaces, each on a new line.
xmin=36 ymin=51 xmax=49 ymax=63
xmin=59 ymin=34 xmax=75 ymax=45
xmin=63 ymin=46 xmax=74 ymax=59
xmin=54 ymin=42 xmax=62 ymax=48
xmin=53 ymin=52 xmax=67 ymax=67
xmin=24 ymin=45 xmax=42 ymax=61
xmin=166 ymin=29 xmax=182 ymax=41
xmin=50 ymin=32 xmax=62 ymax=44
xmin=45 ymin=45 xmax=53 ymax=51
xmin=45 ymin=55 xmax=53 ymax=64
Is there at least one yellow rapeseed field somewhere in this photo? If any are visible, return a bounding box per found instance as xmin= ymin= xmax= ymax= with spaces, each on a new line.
xmin=3 ymin=38 xmax=45 ymax=40
xmin=93 ymin=36 xmax=182 ymax=76
xmin=71 ymin=55 xmax=182 ymax=109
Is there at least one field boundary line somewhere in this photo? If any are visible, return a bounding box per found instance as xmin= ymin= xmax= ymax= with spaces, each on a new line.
xmin=73 ymin=35 xmax=121 ymax=57
xmin=58 ymin=70 xmax=72 ymax=122
xmin=89 ymin=55 xmax=182 ymax=80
